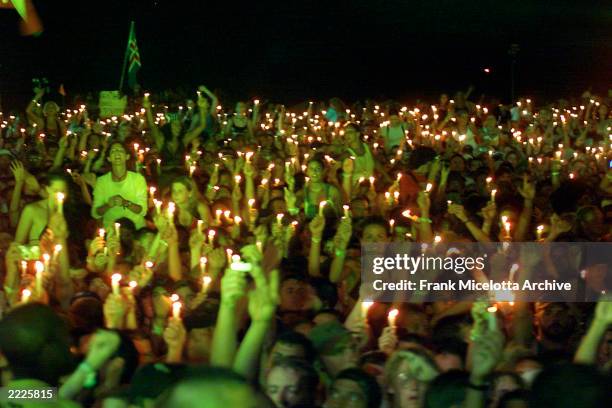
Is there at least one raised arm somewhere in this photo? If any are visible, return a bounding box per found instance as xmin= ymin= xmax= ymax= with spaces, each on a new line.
xmin=183 ymin=97 xmax=209 ymax=146
xmin=143 ymin=95 xmax=165 ymax=151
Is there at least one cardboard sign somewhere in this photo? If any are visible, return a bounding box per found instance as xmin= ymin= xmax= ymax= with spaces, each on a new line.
xmin=99 ymin=91 xmax=127 ymax=118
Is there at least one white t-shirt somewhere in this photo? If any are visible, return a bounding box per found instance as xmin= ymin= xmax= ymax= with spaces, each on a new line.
xmin=91 ymin=171 xmax=148 ymax=229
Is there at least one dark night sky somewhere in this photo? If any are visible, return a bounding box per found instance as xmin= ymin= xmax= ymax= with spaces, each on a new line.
xmin=1 ymin=0 xmax=611 ymax=105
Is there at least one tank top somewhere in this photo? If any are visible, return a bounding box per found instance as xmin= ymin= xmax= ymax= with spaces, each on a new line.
xmin=348 ymin=143 xmax=375 ymax=184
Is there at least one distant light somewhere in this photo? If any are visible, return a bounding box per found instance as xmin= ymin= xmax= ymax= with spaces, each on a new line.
xmin=483 ymin=68 xmax=491 ymax=73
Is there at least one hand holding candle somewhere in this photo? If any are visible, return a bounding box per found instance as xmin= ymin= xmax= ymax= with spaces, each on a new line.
xmin=111 ymin=273 xmax=122 ymax=296
xmin=388 ymin=308 xmax=399 ymax=331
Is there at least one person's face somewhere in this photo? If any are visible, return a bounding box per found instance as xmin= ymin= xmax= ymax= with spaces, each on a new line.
xmin=324 ymin=379 xmax=367 ymax=408
xmin=280 ymin=279 xmax=307 ymax=311
xmin=398 ymin=311 xmax=430 ymax=337
xmin=270 ymin=199 xmax=287 ymax=214
xmin=538 ymin=304 xmax=574 ymax=341
xmin=108 ymin=144 xmax=128 ymax=166
xmin=440 ymin=94 xmax=449 ymax=105
xmin=266 ymin=342 xmax=306 ymax=374
xmin=350 ymin=199 xmax=369 ymax=218
xmin=390 ymin=360 xmax=428 ymax=408
xmin=344 ymin=127 xmax=360 ymax=145
xmin=236 ymin=102 xmax=247 ymax=115
xmin=449 ymin=156 xmax=465 ymax=172
xmin=361 ymin=224 xmax=388 ymax=244
xmin=457 ymin=113 xmax=468 ymax=126
xmin=171 ymin=182 xmax=191 ymax=205
xmin=307 ymin=161 xmax=324 ymax=183
xmin=434 ymin=352 xmax=463 ymax=372
xmin=186 ymin=327 xmax=212 ymax=362
xmin=266 ymin=366 xmax=307 ymax=408
xmin=118 ymin=124 xmax=130 ymax=139
xmin=43 ymin=102 xmax=58 ymax=117
xmin=46 ymin=179 xmax=68 ymax=203
xmin=484 ymin=115 xmax=497 ymax=129
xmin=506 ymin=153 xmax=519 ymax=168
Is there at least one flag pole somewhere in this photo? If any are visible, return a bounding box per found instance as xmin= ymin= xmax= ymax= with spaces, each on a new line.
xmin=119 ymin=21 xmax=135 ymax=92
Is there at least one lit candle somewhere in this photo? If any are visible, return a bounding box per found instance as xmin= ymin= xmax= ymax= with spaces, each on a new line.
xmin=21 ymin=288 xmax=32 ymax=303
xmin=149 ymin=186 xmax=157 ymax=199
xmin=111 ymin=273 xmax=122 ymax=296
xmin=189 ymin=164 xmax=196 ymax=177
xmin=389 ymin=219 xmax=395 ymax=234
xmin=388 ymin=308 xmax=399 ymax=328
xmin=276 ymin=213 xmax=285 ymax=225
xmin=197 ymin=220 xmax=204 ymax=235
xmin=199 ymin=256 xmax=207 ymax=275
xmin=536 ymin=225 xmax=544 ymax=241
xmin=152 ymin=199 xmax=161 ymax=215
xmin=490 ymin=189 xmax=497 ymax=202
xmin=42 ymin=253 xmax=50 ymax=272
xmin=319 ymin=201 xmax=327 ymax=216
xmin=248 ymin=199 xmax=256 ymax=213
xmin=202 ymin=275 xmax=212 ymax=292
xmin=114 ymin=222 xmax=121 ymax=239
xmin=56 ymin=192 xmax=65 ymax=214
xmin=234 ymin=215 xmax=242 ymax=226
xmin=256 ymin=240 xmax=263 ymax=253
xmin=208 ymin=229 xmax=216 ymax=245
xmin=128 ymin=280 xmax=137 ymax=293
xmin=215 ymin=209 xmax=222 ymax=224
xmin=167 ymin=202 xmax=175 ymax=224
xmin=35 ymin=261 xmax=44 ymax=294
xmin=21 ymin=260 xmax=27 ymax=277
xmin=343 ymin=205 xmax=350 ymax=218
xmin=226 ymin=249 xmax=234 ymax=265
xmin=425 ymin=183 xmax=433 ymax=193
xmin=223 ymin=210 xmax=231 ymax=221
xmin=361 ymin=301 xmax=374 ymax=319
xmin=369 ymin=176 xmax=375 ymax=190
xmin=172 ymin=299 xmax=182 ymax=319
xmin=52 ymin=244 xmax=62 ymax=261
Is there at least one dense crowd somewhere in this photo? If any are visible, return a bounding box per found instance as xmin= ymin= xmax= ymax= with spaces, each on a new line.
xmin=0 ymin=84 xmax=610 ymax=407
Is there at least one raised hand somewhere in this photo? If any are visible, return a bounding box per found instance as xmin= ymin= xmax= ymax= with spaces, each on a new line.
xmin=448 ymin=203 xmax=469 ymax=223
xmin=333 ymin=217 xmax=352 ymax=250
xmin=517 ymin=175 xmax=535 ymax=201
xmin=220 ymin=268 xmax=247 ymax=308
xmin=284 ymin=187 xmax=297 ymax=210
xmin=103 ymin=294 xmax=126 ymax=329
xmin=10 ymin=161 xmax=25 ymax=183
xmin=378 ymin=326 xmax=398 ymax=355
xmin=481 ymin=201 xmax=497 ymax=222
xmin=247 ymin=268 xmax=279 ymax=322
xmin=85 ymin=330 xmax=121 ymax=370
xmin=163 ymin=317 xmax=187 ymax=352
xmin=309 ymin=214 xmax=326 ymax=240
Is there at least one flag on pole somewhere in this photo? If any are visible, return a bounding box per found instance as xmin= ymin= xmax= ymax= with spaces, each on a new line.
xmin=0 ymin=0 xmax=43 ymax=36
xmin=126 ymin=22 xmax=141 ymax=89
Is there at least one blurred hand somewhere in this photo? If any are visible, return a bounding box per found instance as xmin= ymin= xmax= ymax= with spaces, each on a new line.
xmin=10 ymin=161 xmax=25 ymax=184
xmin=163 ymin=317 xmax=187 ymax=351
xmin=103 ymin=294 xmax=126 ymax=329
xmin=308 ymin=214 xmax=325 ymax=239
xmin=85 ymin=330 xmax=121 ymax=370
xmin=220 ymin=268 xmax=247 ymax=308
xmin=448 ymin=203 xmax=468 ymax=223
xmin=378 ymin=326 xmax=398 ymax=355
